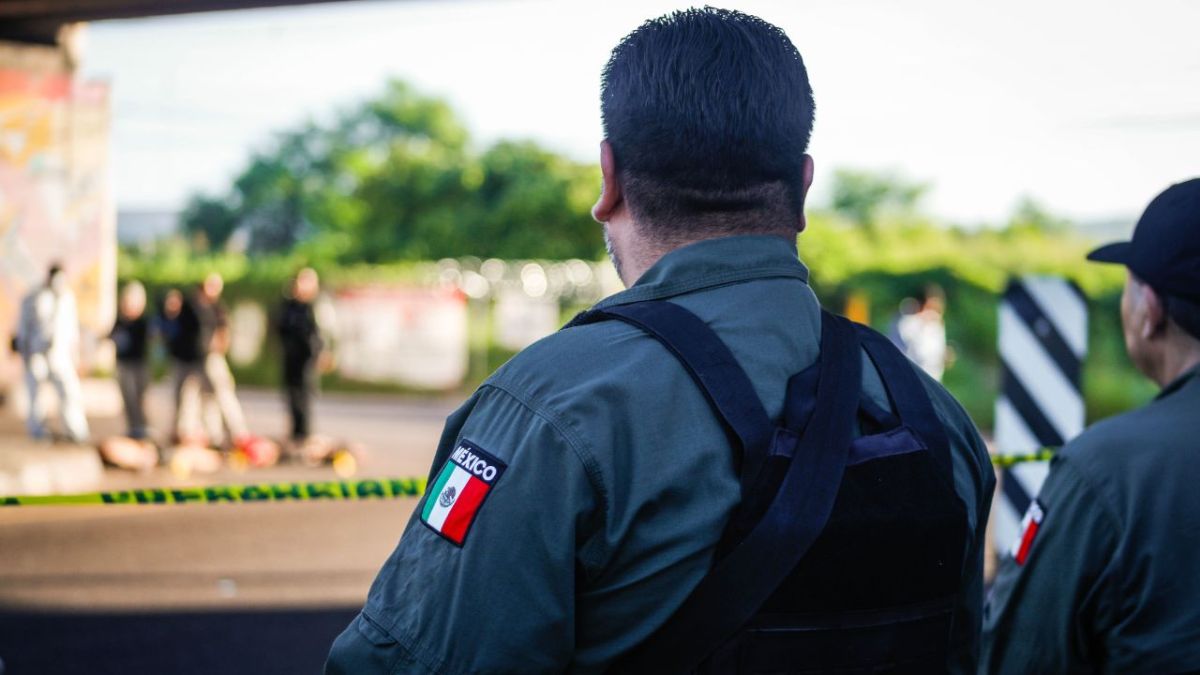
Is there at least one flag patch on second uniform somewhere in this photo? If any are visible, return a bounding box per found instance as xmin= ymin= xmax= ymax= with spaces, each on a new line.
xmin=1010 ymin=499 xmax=1045 ymax=565
xmin=421 ymin=440 xmax=507 ymax=546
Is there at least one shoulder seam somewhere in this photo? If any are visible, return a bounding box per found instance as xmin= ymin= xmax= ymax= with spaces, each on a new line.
xmin=477 ymin=382 xmax=611 ymax=552
xmin=1050 ymin=456 xmax=1124 ymax=535
xmin=1042 ymin=457 xmax=1129 ymax=620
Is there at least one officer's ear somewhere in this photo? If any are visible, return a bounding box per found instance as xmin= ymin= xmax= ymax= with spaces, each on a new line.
xmin=797 ymin=154 xmax=815 ymax=233
xmin=592 ymin=140 xmax=623 ymax=224
xmin=1139 ymin=281 xmax=1168 ymax=340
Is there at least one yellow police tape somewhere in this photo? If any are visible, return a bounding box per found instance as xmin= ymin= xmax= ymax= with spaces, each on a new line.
xmin=990 ymin=448 xmax=1057 ymax=469
xmin=1 ymin=477 xmax=428 ymax=507
xmin=1 ymin=452 xmax=1053 ymax=506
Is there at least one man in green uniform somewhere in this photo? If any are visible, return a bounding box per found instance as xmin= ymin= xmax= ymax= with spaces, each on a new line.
xmin=982 ymin=178 xmax=1200 ymax=674
xmin=327 ymin=8 xmax=993 ymax=673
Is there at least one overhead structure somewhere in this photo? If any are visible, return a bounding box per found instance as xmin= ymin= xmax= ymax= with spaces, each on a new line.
xmin=0 ymin=0 xmax=364 ymax=43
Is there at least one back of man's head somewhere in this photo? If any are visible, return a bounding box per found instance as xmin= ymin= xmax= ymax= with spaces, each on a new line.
xmin=601 ymin=8 xmax=815 ymax=240
xmin=1163 ymin=292 xmax=1200 ymax=342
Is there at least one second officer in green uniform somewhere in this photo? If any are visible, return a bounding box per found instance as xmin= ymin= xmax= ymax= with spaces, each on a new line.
xmin=983 ymin=178 xmax=1200 ymax=674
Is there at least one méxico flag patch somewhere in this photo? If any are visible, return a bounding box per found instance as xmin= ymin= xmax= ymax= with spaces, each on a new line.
xmin=1010 ymin=499 xmax=1045 ymax=566
xmin=421 ymin=440 xmax=507 ymax=546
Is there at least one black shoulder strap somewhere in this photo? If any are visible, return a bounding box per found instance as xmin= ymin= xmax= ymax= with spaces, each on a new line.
xmin=571 ymin=301 xmax=774 ymax=497
xmin=855 ymin=325 xmax=953 ymax=482
xmin=615 ymin=311 xmax=863 ymax=674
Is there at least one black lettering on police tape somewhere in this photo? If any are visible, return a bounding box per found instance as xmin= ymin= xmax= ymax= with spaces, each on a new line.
xmin=356 ymin=480 xmax=385 ymax=499
xmin=271 ymin=483 xmax=303 ymax=501
xmin=388 ymin=478 xmax=422 ymax=497
xmin=4 ymin=477 xmax=427 ymax=507
xmin=240 ymin=485 xmax=272 ymax=501
xmin=306 ymin=482 xmax=338 ymax=499
xmin=170 ymin=489 xmax=204 ymax=503
xmin=204 ymin=487 xmax=236 ymax=502
xmin=135 ymin=490 xmax=168 ymax=504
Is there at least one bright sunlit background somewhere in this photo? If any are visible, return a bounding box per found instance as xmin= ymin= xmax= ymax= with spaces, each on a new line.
xmin=86 ymin=0 xmax=1200 ymax=225
xmin=2 ymin=2 xmax=1197 ymax=672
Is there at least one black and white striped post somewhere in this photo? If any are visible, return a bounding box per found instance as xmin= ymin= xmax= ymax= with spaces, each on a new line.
xmin=992 ymin=276 xmax=1088 ymax=552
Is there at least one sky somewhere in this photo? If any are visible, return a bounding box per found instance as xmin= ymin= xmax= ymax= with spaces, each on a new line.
xmin=82 ymin=0 xmax=1200 ymax=227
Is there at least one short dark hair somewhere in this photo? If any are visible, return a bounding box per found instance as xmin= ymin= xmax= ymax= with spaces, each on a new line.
xmin=601 ymin=8 xmax=815 ymax=239
xmin=1163 ymin=293 xmax=1200 ymax=341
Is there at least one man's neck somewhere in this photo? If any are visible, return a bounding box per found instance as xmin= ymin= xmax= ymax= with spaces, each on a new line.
xmin=1153 ymin=337 xmax=1200 ymax=388
xmin=621 ymin=230 xmax=797 ymax=286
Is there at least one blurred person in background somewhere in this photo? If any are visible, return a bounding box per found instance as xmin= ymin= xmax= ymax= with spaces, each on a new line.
xmin=895 ymin=283 xmax=949 ymax=381
xmin=275 ymin=267 xmax=326 ymax=449
xmin=193 ymin=272 xmax=249 ymax=447
xmin=109 ymin=281 xmax=150 ymax=439
xmin=166 ymin=284 xmax=205 ymax=443
xmin=169 ymin=274 xmax=248 ymax=447
xmin=16 ymin=263 xmax=89 ymax=443
xmin=982 ymin=179 xmax=1200 ymax=673
xmin=158 ymin=288 xmax=185 ymax=354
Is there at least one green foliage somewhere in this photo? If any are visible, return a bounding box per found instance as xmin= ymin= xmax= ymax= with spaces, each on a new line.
xmin=799 ymin=206 xmax=1146 ymax=426
xmin=829 ymin=169 xmax=928 ymax=226
xmin=183 ymin=80 xmax=603 ymax=262
xmin=159 ymin=153 xmax=1154 ymax=430
xmin=181 ymin=195 xmax=239 ymax=252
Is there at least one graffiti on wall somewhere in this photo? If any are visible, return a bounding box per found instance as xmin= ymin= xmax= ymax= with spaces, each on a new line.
xmin=0 ymin=66 xmax=115 ymax=376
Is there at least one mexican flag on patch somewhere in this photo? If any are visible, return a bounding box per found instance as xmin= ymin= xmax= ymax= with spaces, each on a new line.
xmin=421 ymin=440 xmax=507 ymax=546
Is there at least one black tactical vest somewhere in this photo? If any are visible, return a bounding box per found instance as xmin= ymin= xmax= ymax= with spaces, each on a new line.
xmin=571 ymin=300 xmax=970 ymax=674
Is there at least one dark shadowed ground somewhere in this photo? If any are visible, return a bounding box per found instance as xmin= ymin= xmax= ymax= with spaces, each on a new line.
xmin=0 ymin=387 xmax=456 ymax=673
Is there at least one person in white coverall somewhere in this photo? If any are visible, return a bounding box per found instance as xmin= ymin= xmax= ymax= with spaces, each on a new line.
xmin=17 ymin=264 xmax=90 ymax=443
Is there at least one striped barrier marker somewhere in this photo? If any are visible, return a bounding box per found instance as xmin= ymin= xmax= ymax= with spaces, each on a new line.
xmin=991 ymin=276 xmax=1088 ymax=554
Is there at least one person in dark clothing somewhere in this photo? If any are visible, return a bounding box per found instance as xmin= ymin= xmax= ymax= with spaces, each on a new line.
xmin=158 ymin=288 xmax=187 ymax=361
xmin=110 ymin=281 xmax=151 ymax=439
xmin=276 ymin=268 xmax=324 ymax=444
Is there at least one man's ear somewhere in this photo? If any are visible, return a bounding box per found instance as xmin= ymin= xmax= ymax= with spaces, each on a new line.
xmin=797 ymin=153 xmax=815 ymax=233
xmin=1141 ymin=283 xmax=1168 ymax=340
xmin=592 ymin=140 xmax=622 ymax=224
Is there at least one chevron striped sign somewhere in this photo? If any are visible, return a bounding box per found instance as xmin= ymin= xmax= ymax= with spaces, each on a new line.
xmin=991 ymin=277 xmax=1088 ymax=555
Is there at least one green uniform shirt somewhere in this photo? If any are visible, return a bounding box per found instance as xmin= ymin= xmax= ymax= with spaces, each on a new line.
xmin=327 ymin=235 xmax=994 ymax=674
xmin=982 ymin=364 xmax=1200 ymax=674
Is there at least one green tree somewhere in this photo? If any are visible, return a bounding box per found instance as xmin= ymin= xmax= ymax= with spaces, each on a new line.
xmin=464 ymin=141 xmax=601 ymax=260
xmin=182 ymin=80 xmax=602 ymax=262
xmin=181 ymin=195 xmax=239 ymax=251
xmin=829 ymin=169 xmax=928 ymax=226
xmin=1006 ymin=196 xmax=1072 ymax=234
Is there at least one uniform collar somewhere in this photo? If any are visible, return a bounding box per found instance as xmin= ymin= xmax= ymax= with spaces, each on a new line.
xmin=592 ymin=235 xmax=809 ymax=310
xmin=1156 ymin=361 xmax=1200 ymax=401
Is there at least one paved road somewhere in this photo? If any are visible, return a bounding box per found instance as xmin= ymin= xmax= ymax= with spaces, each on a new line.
xmin=0 ymin=607 xmax=359 ymax=674
xmin=0 ymin=387 xmax=459 ymax=673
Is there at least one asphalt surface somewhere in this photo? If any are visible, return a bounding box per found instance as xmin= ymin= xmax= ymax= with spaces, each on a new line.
xmin=0 ymin=607 xmax=359 ymax=674
xmin=0 ymin=386 xmax=459 ymax=673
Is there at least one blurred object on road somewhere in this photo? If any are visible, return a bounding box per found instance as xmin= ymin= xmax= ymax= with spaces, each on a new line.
xmin=98 ymin=436 xmax=158 ymax=472
xmin=233 ymin=434 xmax=280 ymax=469
xmin=168 ymin=444 xmax=223 ymax=478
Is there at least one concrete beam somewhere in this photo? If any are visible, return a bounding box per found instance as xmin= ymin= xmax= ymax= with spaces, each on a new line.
xmin=0 ymin=0 xmax=366 ymax=24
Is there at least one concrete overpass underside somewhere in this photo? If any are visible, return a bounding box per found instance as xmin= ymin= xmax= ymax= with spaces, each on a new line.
xmin=0 ymin=0 xmax=366 ymax=43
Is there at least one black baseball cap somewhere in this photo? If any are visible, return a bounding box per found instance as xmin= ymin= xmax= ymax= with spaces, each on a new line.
xmin=1088 ymin=178 xmax=1200 ymax=302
